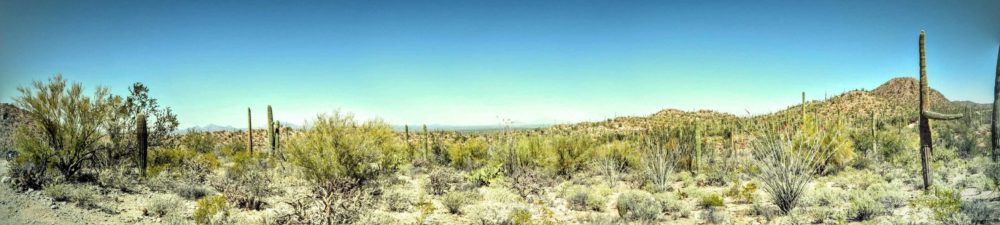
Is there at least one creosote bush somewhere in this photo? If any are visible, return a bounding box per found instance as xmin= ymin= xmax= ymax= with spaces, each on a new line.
xmin=616 ymin=190 xmax=660 ymax=222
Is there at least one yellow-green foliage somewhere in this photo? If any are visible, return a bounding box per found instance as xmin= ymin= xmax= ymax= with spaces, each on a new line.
xmin=594 ymin=140 xmax=640 ymax=169
xmin=725 ymin=180 xmax=757 ymax=204
xmin=194 ymin=195 xmax=228 ymax=225
xmin=794 ymin=115 xmax=855 ymax=173
xmin=147 ymin=147 xmax=219 ymax=177
xmin=699 ymin=193 xmax=725 ymax=209
xmin=286 ymin=112 xmax=405 ymax=188
xmin=448 ymin=137 xmax=488 ymax=170
xmin=551 ymin=134 xmax=593 ymax=177
xmin=913 ymin=186 xmax=961 ymax=220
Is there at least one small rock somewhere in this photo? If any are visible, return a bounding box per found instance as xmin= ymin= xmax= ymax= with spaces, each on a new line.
xmin=1 ymin=176 xmax=9 ymax=183
xmin=50 ymin=204 xmax=58 ymax=209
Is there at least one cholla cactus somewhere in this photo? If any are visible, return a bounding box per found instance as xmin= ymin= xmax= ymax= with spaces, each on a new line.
xmin=917 ymin=31 xmax=963 ymax=190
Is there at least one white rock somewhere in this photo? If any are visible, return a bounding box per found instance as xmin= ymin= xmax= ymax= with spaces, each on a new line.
xmin=50 ymin=204 xmax=58 ymax=209
xmin=1 ymin=176 xmax=9 ymax=183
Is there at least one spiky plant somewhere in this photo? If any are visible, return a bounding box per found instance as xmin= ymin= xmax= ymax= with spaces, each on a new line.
xmin=917 ymin=31 xmax=963 ymax=190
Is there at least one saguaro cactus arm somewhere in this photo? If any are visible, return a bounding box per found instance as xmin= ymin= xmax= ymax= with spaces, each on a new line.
xmin=922 ymin=111 xmax=963 ymax=120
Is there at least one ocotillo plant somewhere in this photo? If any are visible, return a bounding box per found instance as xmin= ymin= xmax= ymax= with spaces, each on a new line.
xmin=267 ymin=105 xmax=275 ymax=152
xmin=993 ymin=45 xmax=999 ymax=162
xmin=248 ymin=107 xmax=253 ymax=153
xmin=917 ymin=31 xmax=963 ymax=190
xmin=137 ymin=113 xmax=148 ymax=178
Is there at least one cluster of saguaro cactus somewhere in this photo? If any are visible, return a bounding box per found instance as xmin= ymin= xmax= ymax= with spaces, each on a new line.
xmin=917 ymin=31 xmax=964 ymax=190
xmin=247 ymin=107 xmax=253 ymax=153
xmin=137 ymin=113 xmax=148 ymax=178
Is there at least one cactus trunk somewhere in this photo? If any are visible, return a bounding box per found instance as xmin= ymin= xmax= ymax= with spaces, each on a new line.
xmin=137 ymin=113 xmax=148 ymax=178
xmin=693 ymin=122 xmax=702 ymax=173
xmin=267 ymin=105 xmax=275 ymax=152
xmin=917 ymin=31 xmax=964 ymax=191
xmin=247 ymin=107 xmax=253 ymax=153
xmin=871 ymin=111 xmax=878 ymax=156
xmin=423 ymin=124 xmax=429 ymax=160
xmin=994 ymin=45 xmax=1000 ymax=162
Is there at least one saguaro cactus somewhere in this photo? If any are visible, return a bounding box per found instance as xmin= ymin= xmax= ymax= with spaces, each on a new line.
xmin=247 ymin=107 xmax=253 ymax=153
xmin=801 ymin=91 xmax=806 ymax=122
xmin=423 ymin=124 xmax=429 ymax=160
xmin=917 ymin=31 xmax=964 ymax=190
xmin=405 ymin=125 xmax=412 ymax=158
xmin=137 ymin=113 xmax=148 ymax=178
xmin=693 ymin=122 xmax=702 ymax=173
xmin=267 ymin=105 xmax=275 ymax=152
xmin=871 ymin=111 xmax=878 ymax=155
xmin=993 ymin=45 xmax=1000 ymax=162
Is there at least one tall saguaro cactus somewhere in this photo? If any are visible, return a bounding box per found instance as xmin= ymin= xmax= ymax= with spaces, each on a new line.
xmin=993 ymin=45 xmax=1000 ymax=162
xmin=423 ymin=124 xmax=429 ymax=160
xmin=405 ymin=125 xmax=412 ymax=158
xmin=267 ymin=105 xmax=275 ymax=152
xmin=247 ymin=107 xmax=253 ymax=153
xmin=871 ymin=111 xmax=878 ymax=155
xmin=917 ymin=31 xmax=964 ymax=190
xmin=137 ymin=113 xmax=148 ymax=178
xmin=693 ymin=122 xmax=702 ymax=173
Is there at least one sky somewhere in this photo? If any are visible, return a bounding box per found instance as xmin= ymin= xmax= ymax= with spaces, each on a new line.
xmin=1 ymin=0 xmax=999 ymax=129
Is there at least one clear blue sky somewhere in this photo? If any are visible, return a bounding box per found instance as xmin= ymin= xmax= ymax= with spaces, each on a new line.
xmin=2 ymin=0 xmax=998 ymax=128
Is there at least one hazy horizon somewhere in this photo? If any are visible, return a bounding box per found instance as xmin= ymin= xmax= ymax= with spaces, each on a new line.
xmin=3 ymin=0 xmax=999 ymax=129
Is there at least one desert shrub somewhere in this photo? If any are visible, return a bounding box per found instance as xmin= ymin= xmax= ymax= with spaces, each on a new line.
xmin=467 ymin=163 xmax=504 ymax=187
xmin=426 ymin=166 xmax=464 ymax=195
xmin=961 ymin=200 xmax=1000 ymax=224
xmin=447 ymin=137 xmax=489 ymax=170
xmin=13 ymin=76 xmax=114 ymax=179
xmin=913 ymin=186 xmax=961 ymax=220
xmin=958 ymin=173 xmax=996 ymax=191
xmin=355 ymin=211 xmax=400 ymax=224
xmin=653 ymin=192 xmax=691 ymax=218
xmin=286 ymin=112 xmax=404 ymax=191
xmin=95 ymin=164 xmax=140 ymax=192
xmin=99 ymin=82 xmax=178 ymax=170
xmin=214 ymin=151 xmax=277 ymax=210
xmin=44 ymin=183 xmax=101 ymax=209
xmin=878 ymin=129 xmax=918 ymax=165
xmin=792 ymin=116 xmax=854 ymax=174
xmin=7 ymin=154 xmax=49 ymax=191
xmin=178 ymin=130 xmax=217 ymax=153
xmin=464 ymin=202 xmax=523 ymax=225
xmin=145 ymin=195 xmax=183 ymax=217
xmin=700 ymin=207 xmax=729 ymax=224
xmin=173 ymin=182 xmax=214 ymax=200
xmin=593 ymin=141 xmax=639 ymax=184
xmin=194 ymin=195 xmax=229 ymax=225
xmin=616 ymin=190 xmax=661 ymax=222
xmin=867 ymin=182 xmax=907 ymax=209
xmin=442 ymin=191 xmax=479 ymax=214
xmin=561 ymin=185 xmax=606 ymax=211
xmin=147 ymin=147 xmax=219 ymax=182
xmin=381 ymin=186 xmax=417 ymax=212
xmin=725 ymin=180 xmax=757 ymax=204
xmin=847 ymin=190 xmax=887 ymax=221
xmin=698 ymin=193 xmax=725 ymax=209
xmin=509 ymin=207 xmax=533 ymax=225
xmin=551 ymin=134 xmax=593 ymax=178
xmin=750 ymin=198 xmax=780 ymax=221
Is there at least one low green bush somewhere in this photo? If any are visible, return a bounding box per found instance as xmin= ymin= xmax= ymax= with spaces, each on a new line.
xmin=442 ymin=191 xmax=478 ymax=214
xmin=699 ymin=193 xmax=725 ymax=209
xmin=194 ymin=195 xmax=229 ymax=225
xmin=145 ymin=195 xmax=183 ymax=217
xmin=616 ymin=190 xmax=661 ymax=222
xmin=562 ymin=185 xmax=606 ymax=211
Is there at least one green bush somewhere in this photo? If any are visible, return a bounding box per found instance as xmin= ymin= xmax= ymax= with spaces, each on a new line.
xmin=194 ymin=195 xmax=229 ymax=225
xmin=12 ymin=75 xmax=114 ymax=180
xmin=286 ymin=112 xmax=405 ymax=191
xmin=214 ymin=151 xmax=277 ymax=210
xmin=43 ymin=183 xmax=100 ymax=209
xmin=426 ymin=166 xmax=464 ymax=195
xmin=145 ymin=195 xmax=183 ymax=217
xmin=616 ymin=190 xmax=661 ymax=222
xmin=699 ymin=193 xmax=725 ymax=209
xmin=562 ymin=185 xmax=606 ymax=211
xmin=792 ymin=116 xmax=855 ymax=174
xmin=447 ymin=138 xmax=488 ymax=170
xmin=442 ymin=191 xmax=478 ymax=214
xmin=551 ymin=134 xmax=593 ymax=177
xmin=847 ymin=190 xmax=887 ymax=221
xmin=467 ymin=163 xmax=504 ymax=187
xmin=913 ymin=186 xmax=961 ymax=220
xmin=654 ymin=192 xmax=691 ymax=218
